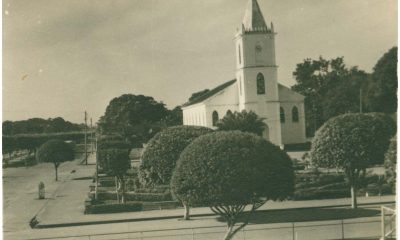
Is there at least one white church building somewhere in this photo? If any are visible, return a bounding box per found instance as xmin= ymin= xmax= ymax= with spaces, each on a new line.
xmin=182 ymin=0 xmax=306 ymax=147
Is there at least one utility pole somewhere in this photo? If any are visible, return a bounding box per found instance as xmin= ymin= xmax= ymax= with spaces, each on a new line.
xmin=90 ymin=118 xmax=93 ymax=153
xmin=359 ymin=88 xmax=363 ymax=113
xmin=84 ymin=111 xmax=88 ymax=165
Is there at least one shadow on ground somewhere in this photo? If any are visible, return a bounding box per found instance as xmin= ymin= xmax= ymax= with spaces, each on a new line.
xmin=216 ymin=207 xmax=380 ymax=224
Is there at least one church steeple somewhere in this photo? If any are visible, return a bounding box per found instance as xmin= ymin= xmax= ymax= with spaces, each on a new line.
xmin=242 ymin=0 xmax=269 ymax=31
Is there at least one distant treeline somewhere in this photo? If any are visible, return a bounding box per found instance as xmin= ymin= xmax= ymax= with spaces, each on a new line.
xmin=3 ymin=117 xmax=85 ymax=135
xmin=2 ymin=131 xmax=91 ymax=155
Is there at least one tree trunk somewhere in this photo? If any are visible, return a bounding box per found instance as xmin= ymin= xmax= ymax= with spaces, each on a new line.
xmin=183 ymin=203 xmax=190 ymax=220
xmin=351 ymin=185 xmax=357 ymax=209
xmin=120 ymin=177 xmax=125 ymax=204
xmin=115 ymin=176 xmax=120 ymax=203
xmin=223 ymin=225 xmax=236 ymax=240
xmin=55 ymin=165 xmax=58 ymax=181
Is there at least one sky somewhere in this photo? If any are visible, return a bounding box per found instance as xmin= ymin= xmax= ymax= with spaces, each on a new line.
xmin=3 ymin=0 xmax=397 ymax=124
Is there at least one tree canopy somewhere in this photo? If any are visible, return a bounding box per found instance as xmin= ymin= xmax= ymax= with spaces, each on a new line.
xmin=310 ymin=113 xmax=395 ymax=208
xmin=98 ymin=94 xmax=182 ymax=146
xmin=216 ymin=110 xmax=265 ymax=136
xmin=139 ymin=125 xmax=212 ymax=187
xmin=171 ymin=131 xmax=294 ymax=240
xmin=3 ymin=117 xmax=83 ymax=135
xmin=36 ymin=140 xmax=75 ymax=181
xmin=292 ymin=57 xmax=368 ymax=136
xmin=365 ymin=47 xmax=397 ymax=113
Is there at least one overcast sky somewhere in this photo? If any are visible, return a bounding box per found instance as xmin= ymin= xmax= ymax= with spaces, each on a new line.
xmin=3 ymin=0 xmax=397 ymax=124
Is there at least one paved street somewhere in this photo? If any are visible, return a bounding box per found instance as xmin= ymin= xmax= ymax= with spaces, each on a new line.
xmin=3 ymin=152 xmax=395 ymax=240
xmin=3 ymin=154 xmax=91 ymax=233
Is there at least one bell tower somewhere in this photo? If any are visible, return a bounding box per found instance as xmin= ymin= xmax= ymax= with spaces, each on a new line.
xmin=235 ymin=0 xmax=282 ymax=145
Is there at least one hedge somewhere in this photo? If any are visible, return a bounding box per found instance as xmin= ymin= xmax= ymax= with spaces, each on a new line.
xmin=134 ymin=185 xmax=170 ymax=194
xmin=293 ymin=189 xmax=349 ymax=200
xmin=96 ymin=191 xmax=172 ymax=202
xmin=85 ymin=201 xmax=143 ymax=214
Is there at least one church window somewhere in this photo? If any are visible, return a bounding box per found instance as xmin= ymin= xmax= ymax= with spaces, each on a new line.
xmin=212 ymin=111 xmax=219 ymax=126
xmin=257 ymin=73 xmax=265 ymax=94
xmin=280 ymin=107 xmax=285 ymax=123
xmin=238 ymin=44 xmax=242 ymax=64
xmin=292 ymin=106 xmax=299 ymax=122
xmin=239 ymin=77 xmax=242 ymax=95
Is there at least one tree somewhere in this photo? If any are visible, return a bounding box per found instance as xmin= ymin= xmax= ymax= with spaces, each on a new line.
xmin=171 ymin=131 xmax=294 ymax=239
xmin=106 ymin=148 xmax=131 ymax=203
xmin=98 ymin=94 xmax=169 ymax=144
xmin=36 ymin=140 xmax=75 ymax=181
xmin=97 ymin=138 xmax=131 ymax=203
xmin=216 ymin=110 xmax=266 ymax=136
xmin=310 ymin=113 xmax=395 ymax=208
xmin=163 ymin=106 xmax=183 ymax=126
xmin=365 ymin=47 xmax=397 ymax=113
xmin=292 ymin=57 xmax=368 ymax=136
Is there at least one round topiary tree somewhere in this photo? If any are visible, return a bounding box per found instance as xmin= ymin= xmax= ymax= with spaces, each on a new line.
xmin=138 ymin=125 xmax=212 ymax=187
xmin=311 ymin=113 xmax=395 ymax=209
xmin=36 ymin=139 xmax=75 ymax=181
xmin=171 ymin=131 xmax=294 ymax=240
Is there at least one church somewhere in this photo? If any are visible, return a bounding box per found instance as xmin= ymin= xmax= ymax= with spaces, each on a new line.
xmin=182 ymin=0 xmax=306 ymax=147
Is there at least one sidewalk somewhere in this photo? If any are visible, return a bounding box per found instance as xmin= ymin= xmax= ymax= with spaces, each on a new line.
xmin=35 ymin=189 xmax=395 ymax=229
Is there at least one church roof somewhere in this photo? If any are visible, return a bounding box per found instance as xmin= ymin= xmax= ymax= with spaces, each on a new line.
xmin=278 ymin=83 xmax=305 ymax=101
xmin=242 ymin=0 xmax=268 ymax=31
xmin=182 ymin=79 xmax=236 ymax=107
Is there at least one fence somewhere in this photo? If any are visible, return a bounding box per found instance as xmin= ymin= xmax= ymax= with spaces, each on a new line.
xmin=381 ymin=206 xmax=396 ymax=240
xmin=27 ymin=218 xmax=384 ymax=240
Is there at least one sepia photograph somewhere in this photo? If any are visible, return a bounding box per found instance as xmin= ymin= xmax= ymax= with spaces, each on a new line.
xmin=2 ymin=0 xmax=397 ymax=239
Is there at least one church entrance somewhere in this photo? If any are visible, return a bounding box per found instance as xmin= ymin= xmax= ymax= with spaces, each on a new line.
xmin=262 ymin=124 xmax=269 ymax=140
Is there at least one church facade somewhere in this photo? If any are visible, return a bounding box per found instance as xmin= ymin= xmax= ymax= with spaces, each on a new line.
xmin=182 ymin=0 xmax=306 ymax=147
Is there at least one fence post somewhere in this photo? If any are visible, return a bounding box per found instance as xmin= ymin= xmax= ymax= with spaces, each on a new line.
xmin=341 ymin=219 xmax=344 ymax=239
xmin=381 ymin=206 xmax=385 ymax=240
xmin=292 ymin=222 xmax=295 ymax=240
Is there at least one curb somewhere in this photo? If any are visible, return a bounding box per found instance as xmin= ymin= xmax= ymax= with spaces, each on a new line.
xmin=34 ymin=200 xmax=395 ymax=229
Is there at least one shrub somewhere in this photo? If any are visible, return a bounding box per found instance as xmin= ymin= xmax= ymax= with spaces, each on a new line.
xmin=139 ymin=126 xmax=212 ymax=186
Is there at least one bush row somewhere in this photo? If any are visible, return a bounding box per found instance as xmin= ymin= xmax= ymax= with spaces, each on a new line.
xmin=85 ymin=201 xmax=143 ymax=214
xmin=96 ymin=191 xmax=172 ymax=202
xmin=293 ymin=189 xmax=349 ymax=200
xmin=134 ymin=185 xmax=170 ymax=194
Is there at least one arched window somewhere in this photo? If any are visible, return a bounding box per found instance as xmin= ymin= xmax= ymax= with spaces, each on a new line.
xmin=257 ymin=73 xmax=265 ymax=94
xmin=239 ymin=77 xmax=242 ymax=96
xmin=212 ymin=111 xmax=219 ymax=126
xmin=238 ymin=44 xmax=242 ymax=64
xmin=292 ymin=106 xmax=299 ymax=122
xmin=226 ymin=110 xmax=233 ymax=116
xmin=280 ymin=107 xmax=285 ymax=123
